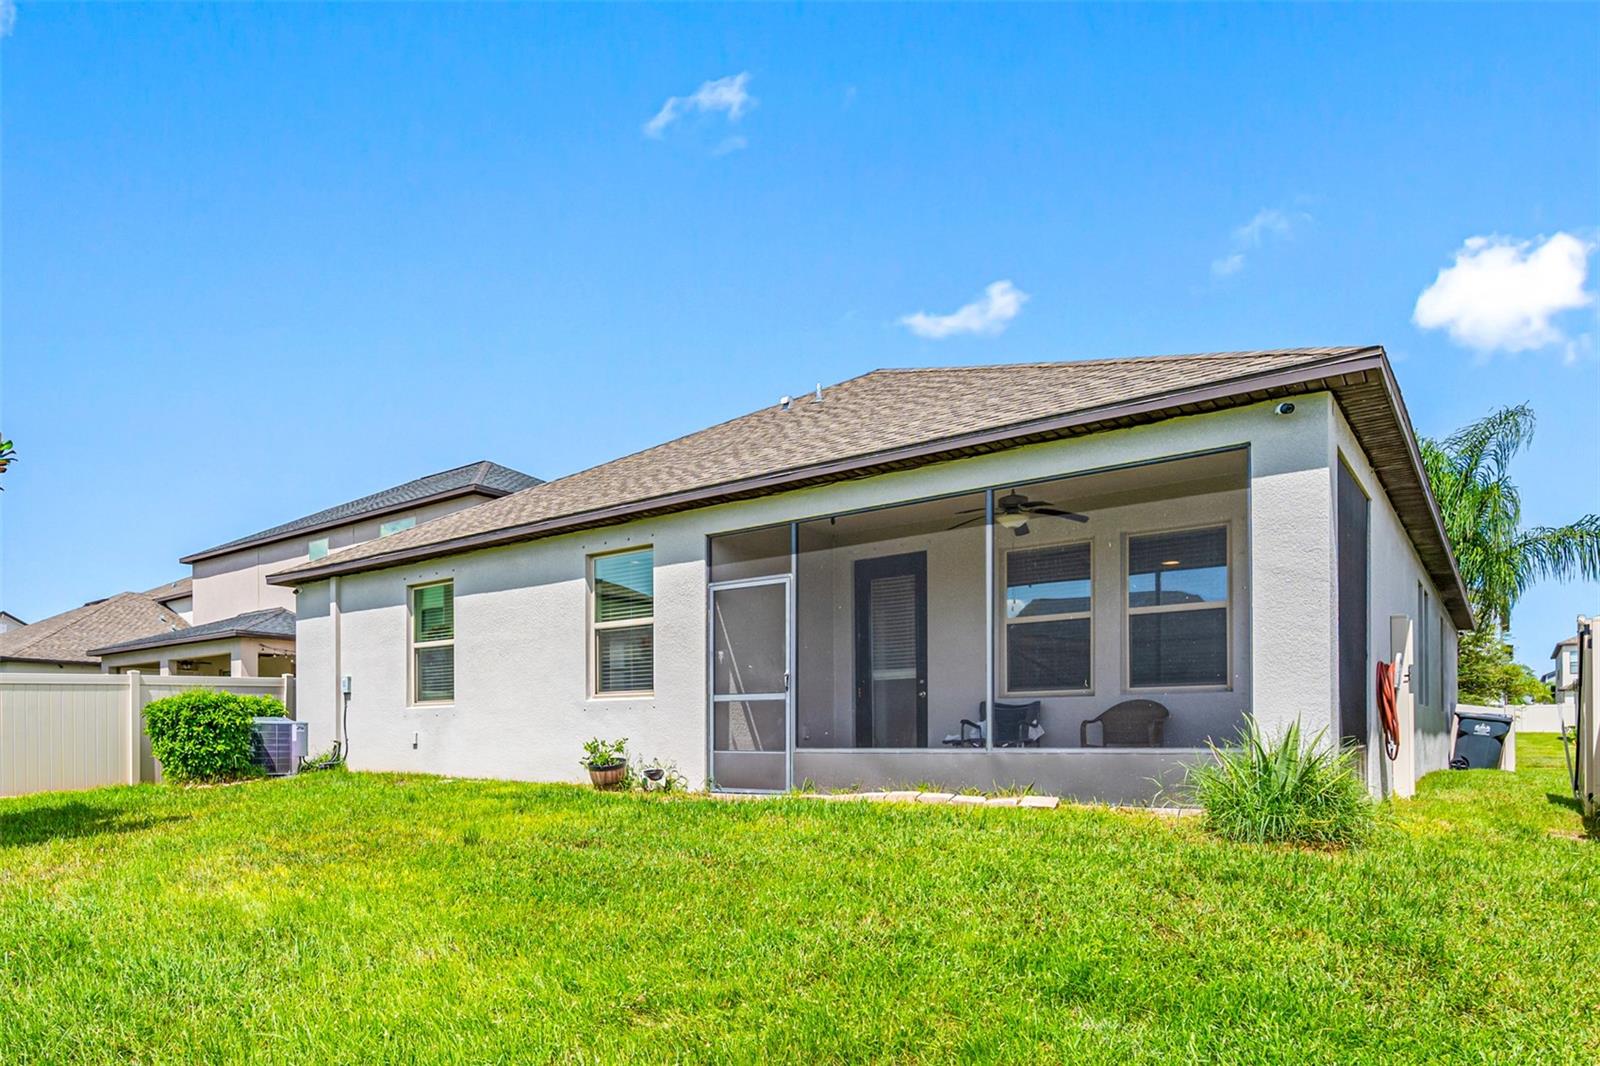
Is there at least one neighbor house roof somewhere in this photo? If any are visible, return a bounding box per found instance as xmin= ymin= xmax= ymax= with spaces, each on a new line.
xmin=0 ymin=593 xmax=189 ymax=667
xmin=180 ymin=461 xmax=543 ymax=563
xmin=268 ymin=347 xmax=1473 ymax=629
xmin=0 ymin=610 xmax=27 ymax=628
xmin=1553 ymin=636 xmax=1580 ymax=659
xmin=143 ymin=577 xmax=192 ymax=605
xmin=89 ymin=607 xmax=296 ymax=657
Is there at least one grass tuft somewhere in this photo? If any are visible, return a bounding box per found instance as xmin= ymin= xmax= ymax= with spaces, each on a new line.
xmin=1186 ymin=718 xmax=1377 ymax=847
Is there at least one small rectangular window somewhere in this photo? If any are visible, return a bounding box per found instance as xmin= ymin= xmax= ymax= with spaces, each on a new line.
xmin=1004 ymin=542 xmax=1091 ymax=693
xmin=1416 ymin=585 xmax=1431 ymax=707
xmin=592 ymin=549 xmax=654 ymax=695
xmin=307 ymin=537 xmax=330 ymax=562
xmin=411 ymin=582 xmax=454 ymax=703
xmin=1127 ymin=527 xmax=1229 ymax=688
xmin=380 ymin=516 xmax=417 ymax=538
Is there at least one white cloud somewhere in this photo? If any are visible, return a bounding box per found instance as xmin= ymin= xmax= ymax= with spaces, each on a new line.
xmin=1211 ymin=206 xmax=1308 ymax=278
xmin=899 ymin=280 xmax=1029 ymax=340
xmin=644 ymin=72 xmax=755 ymax=139
xmin=711 ymin=135 xmax=747 ymax=157
xmin=1413 ymin=232 xmax=1595 ymax=354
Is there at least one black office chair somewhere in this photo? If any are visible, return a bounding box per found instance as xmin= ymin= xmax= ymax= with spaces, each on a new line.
xmin=943 ymin=700 xmax=1044 ymax=747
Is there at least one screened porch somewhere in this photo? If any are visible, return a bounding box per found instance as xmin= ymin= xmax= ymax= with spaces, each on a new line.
xmin=706 ymin=448 xmax=1253 ymax=795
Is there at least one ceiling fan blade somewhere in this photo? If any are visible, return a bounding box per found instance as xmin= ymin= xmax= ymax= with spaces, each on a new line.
xmin=1030 ymin=506 xmax=1090 ymax=522
xmin=950 ymin=506 xmax=986 ymax=516
xmin=946 ymin=515 xmax=986 ymax=530
xmin=1013 ymin=522 xmax=1030 ymax=537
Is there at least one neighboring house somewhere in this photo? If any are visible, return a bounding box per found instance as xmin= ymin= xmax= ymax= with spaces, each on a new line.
xmin=0 ymin=611 xmax=27 ymax=633
xmin=0 ymin=593 xmax=188 ymax=673
xmin=270 ymin=347 xmax=1470 ymax=804
xmin=143 ymin=578 xmax=194 ymax=624
xmin=1551 ymin=636 xmax=1583 ymax=708
xmin=85 ymin=461 xmax=543 ymax=678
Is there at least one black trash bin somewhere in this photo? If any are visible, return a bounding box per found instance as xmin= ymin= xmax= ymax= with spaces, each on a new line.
xmin=1450 ymin=710 xmax=1513 ymax=770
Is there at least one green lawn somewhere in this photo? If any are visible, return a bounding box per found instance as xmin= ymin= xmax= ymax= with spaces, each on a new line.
xmin=1 ymin=736 xmax=1595 ymax=1064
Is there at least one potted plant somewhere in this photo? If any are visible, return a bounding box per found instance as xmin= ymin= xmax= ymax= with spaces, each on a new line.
xmin=581 ymin=737 xmax=628 ymax=790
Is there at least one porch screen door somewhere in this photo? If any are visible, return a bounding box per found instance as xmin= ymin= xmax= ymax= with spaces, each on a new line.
xmin=710 ymin=577 xmax=791 ymax=791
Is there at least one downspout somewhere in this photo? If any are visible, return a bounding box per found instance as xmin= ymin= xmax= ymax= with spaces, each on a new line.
xmin=330 ymin=575 xmax=343 ymax=751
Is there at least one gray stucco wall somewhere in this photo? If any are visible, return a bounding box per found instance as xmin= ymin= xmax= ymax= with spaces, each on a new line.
xmin=1331 ymin=407 xmax=1459 ymax=788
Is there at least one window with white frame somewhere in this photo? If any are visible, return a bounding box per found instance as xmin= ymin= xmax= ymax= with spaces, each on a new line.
xmin=592 ymin=548 xmax=654 ymax=695
xmin=1127 ymin=526 xmax=1229 ymax=688
xmin=410 ymin=581 xmax=454 ymax=703
xmin=1004 ymin=542 xmax=1091 ymax=693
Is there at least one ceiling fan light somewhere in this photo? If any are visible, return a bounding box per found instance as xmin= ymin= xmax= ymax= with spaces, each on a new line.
xmin=996 ymin=511 xmax=1028 ymax=530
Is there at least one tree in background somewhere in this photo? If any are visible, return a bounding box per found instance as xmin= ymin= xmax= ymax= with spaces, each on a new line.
xmin=1422 ymin=404 xmax=1600 ymax=631
xmin=1422 ymin=404 xmax=1599 ymax=704
xmin=0 ymin=436 xmax=13 ymax=489
xmin=1455 ymin=626 xmax=1552 ymax=705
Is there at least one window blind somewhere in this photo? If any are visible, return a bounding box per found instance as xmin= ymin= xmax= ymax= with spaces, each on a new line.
xmin=1006 ymin=543 xmax=1091 ymax=617
xmin=415 ymin=646 xmax=455 ymax=702
xmin=595 ymin=551 xmax=654 ymax=622
xmin=598 ymin=626 xmax=653 ymax=693
xmin=869 ymin=574 xmax=917 ymax=677
xmin=413 ymin=583 xmax=454 ymax=642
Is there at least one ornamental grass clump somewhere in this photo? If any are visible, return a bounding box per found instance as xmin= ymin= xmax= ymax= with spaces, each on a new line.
xmin=1187 ymin=719 xmax=1377 ymax=848
xmin=143 ymin=690 xmax=284 ymax=783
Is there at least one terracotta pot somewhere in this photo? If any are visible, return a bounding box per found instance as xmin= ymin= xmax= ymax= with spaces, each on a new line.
xmin=588 ymin=762 xmax=627 ymax=790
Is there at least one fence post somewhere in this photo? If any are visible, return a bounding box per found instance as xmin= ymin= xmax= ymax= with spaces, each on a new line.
xmin=1580 ymin=616 xmax=1596 ymax=820
xmin=125 ymin=671 xmax=141 ymax=785
xmin=282 ymin=674 xmax=296 ymax=717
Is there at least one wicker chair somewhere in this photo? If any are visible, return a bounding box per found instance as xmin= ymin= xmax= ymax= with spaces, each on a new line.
xmin=1080 ymin=699 xmax=1169 ymax=748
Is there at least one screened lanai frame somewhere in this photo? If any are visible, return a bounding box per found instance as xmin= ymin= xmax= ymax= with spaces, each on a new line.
xmin=704 ymin=444 xmax=1253 ymax=791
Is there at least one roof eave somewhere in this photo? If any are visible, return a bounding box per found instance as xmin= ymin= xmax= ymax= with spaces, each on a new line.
xmin=179 ymin=484 xmax=520 ymax=564
xmin=88 ymin=627 xmax=294 ymax=657
xmin=268 ymin=348 xmax=1473 ymax=628
xmin=0 ymin=654 xmax=99 ymax=666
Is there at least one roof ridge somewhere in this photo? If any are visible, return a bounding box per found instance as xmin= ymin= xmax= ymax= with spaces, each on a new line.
xmin=869 ymin=347 xmax=1374 ymax=374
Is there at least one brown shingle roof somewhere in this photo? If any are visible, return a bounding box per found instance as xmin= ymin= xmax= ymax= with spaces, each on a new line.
xmin=0 ymin=593 xmax=189 ymax=666
xmin=143 ymin=577 xmax=192 ymax=604
xmin=267 ymin=347 xmax=1472 ymax=628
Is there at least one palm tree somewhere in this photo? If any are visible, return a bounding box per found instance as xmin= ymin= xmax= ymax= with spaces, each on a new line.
xmin=1421 ymin=404 xmax=1600 ymax=631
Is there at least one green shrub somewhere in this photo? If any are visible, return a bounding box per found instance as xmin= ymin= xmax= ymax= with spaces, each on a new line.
xmin=143 ymin=690 xmax=283 ymax=783
xmin=1186 ymin=719 xmax=1376 ymax=848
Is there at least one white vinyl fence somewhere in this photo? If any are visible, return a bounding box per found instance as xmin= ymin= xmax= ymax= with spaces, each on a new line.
xmin=0 ymin=672 xmax=294 ymax=798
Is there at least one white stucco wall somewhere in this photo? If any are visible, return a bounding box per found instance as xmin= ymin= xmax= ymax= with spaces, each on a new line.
xmin=295 ymin=396 xmax=1365 ymax=793
xmin=191 ymin=494 xmax=506 ymax=625
xmin=1332 ymin=406 xmax=1460 ymax=788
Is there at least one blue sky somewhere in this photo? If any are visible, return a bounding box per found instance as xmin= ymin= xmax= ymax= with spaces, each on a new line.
xmin=2 ymin=3 xmax=1597 ymax=669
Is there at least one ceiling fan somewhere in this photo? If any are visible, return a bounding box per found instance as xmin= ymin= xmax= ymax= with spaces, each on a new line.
xmin=949 ymin=491 xmax=1089 ymax=536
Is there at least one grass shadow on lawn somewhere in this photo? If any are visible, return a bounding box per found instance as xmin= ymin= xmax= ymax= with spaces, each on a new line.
xmin=0 ymin=801 xmax=187 ymax=848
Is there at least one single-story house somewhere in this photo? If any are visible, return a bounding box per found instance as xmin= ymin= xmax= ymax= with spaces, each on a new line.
xmin=0 ymin=592 xmax=189 ymax=673
xmin=270 ymin=347 xmax=1471 ymax=804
